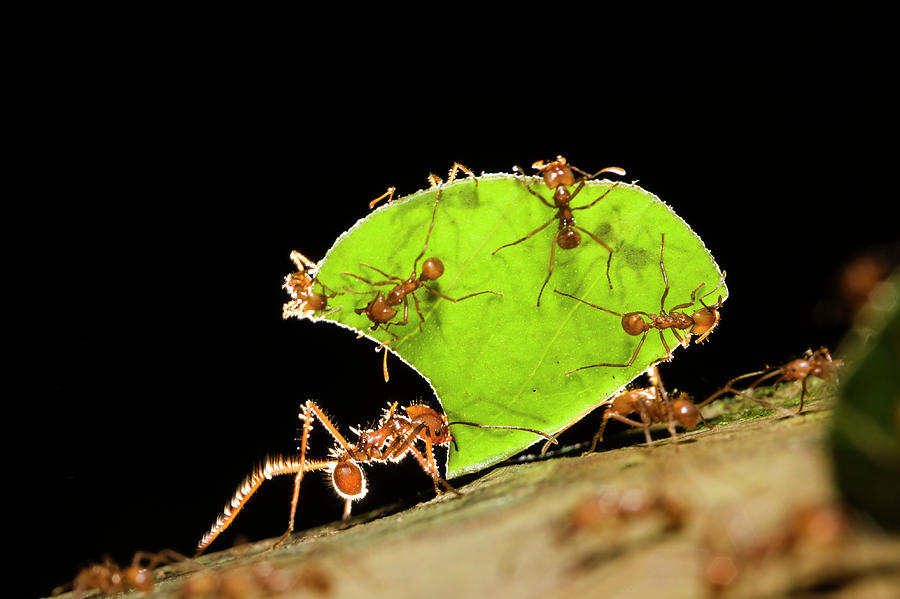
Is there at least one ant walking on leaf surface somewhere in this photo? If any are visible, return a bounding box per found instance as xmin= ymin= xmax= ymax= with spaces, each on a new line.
xmin=197 ymin=400 xmax=555 ymax=553
xmin=343 ymin=165 xmax=501 ymax=380
xmin=554 ymin=232 xmax=725 ymax=375
xmin=492 ymin=156 xmax=626 ymax=306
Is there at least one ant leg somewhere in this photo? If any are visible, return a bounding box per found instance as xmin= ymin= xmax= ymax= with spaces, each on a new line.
xmin=491 ymin=215 xmax=556 ymax=255
xmin=537 ymin=231 xmax=561 ymax=307
xmin=659 ymin=330 xmax=675 ymax=359
xmin=585 ymin=414 xmax=613 ymax=454
xmin=658 ymin=233 xmax=670 ymax=312
xmin=358 ymin=263 xmax=405 ymax=282
xmin=567 ymin=331 xmax=649 ymax=374
xmin=342 ymin=272 xmax=395 ymax=288
xmin=798 ymin=378 xmax=809 ymax=413
xmin=408 ymin=444 xmax=462 ymax=497
xmin=696 ymin=369 xmax=771 ymax=408
xmin=604 ymin=413 xmax=655 ymax=446
xmin=552 ymin=289 xmax=635 ymax=318
xmin=289 ymin=250 xmax=320 ymax=272
xmin=422 ymin=285 xmax=502 ymax=303
xmin=411 ymin=292 xmax=426 ymax=332
xmin=342 ymin=498 xmax=353 ymax=519
xmin=573 ymin=225 xmax=613 ymax=289
xmin=412 ymin=188 xmax=443 ymax=272
xmin=519 ymin=178 xmax=557 ymax=208
xmin=369 ymin=186 xmax=396 ymax=209
xmin=669 ymin=282 xmax=707 ymax=313
xmin=197 ymin=455 xmax=333 ymax=553
xmin=569 ymin=180 xmax=621 ymax=208
xmin=445 ymin=162 xmax=477 ymax=186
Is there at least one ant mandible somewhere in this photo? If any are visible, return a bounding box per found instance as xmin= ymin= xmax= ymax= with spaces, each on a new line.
xmin=52 ymin=549 xmax=191 ymax=598
xmin=343 ymin=170 xmax=501 ymax=377
xmin=699 ymin=347 xmax=843 ymax=414
xmin=491 ymin=156 xmax=626 ymax=306
xmin=197 ymin=400 xmax=554 ymax=553
xmin=282 ymin=250 xmax=341 ymax=320
xmin=554 ymin=232 xmax=725 ymax=375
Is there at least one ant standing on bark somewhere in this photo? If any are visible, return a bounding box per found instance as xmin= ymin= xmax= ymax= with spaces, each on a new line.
xmin=281 ymin=250 xmax=341 ymax=320
xmin=584 ymin=365 xmax=707 ymax=453
xmin=491 ymin=156 xmax=626 ymax=306
xmin=196 ymin=400 xmax=555 ymax=553
xmin=700 ymin=347 xmax=843 ymax=414
xmin=554 ymin=232 xmax=725 ymax=375
xmin=52 ymin=550 xmax=192 ymax=598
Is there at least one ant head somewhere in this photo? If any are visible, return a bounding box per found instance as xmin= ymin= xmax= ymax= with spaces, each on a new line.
xmin=532 ymin=156 xmax=575 ymax=189
xmin=420 ymin=257 xmax=445 ymax=281
xmin=557 ymin=228 xmax=581 ymax=250
xmin=691 ymin=296 xmax=722 ymax=342
xmin=362 ymin=294 xmax=398 ymax=323
xmin=622 ymin=313 xmax=650 ymax=336
xmin=405 ymin=405 xmax=452 ymax=445
xmin=332 ymin=460 xmax=367 ymax=500
xmin=671 ymin=392 xmax=700 ymax=429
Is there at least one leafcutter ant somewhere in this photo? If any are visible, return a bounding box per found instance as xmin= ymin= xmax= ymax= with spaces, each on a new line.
xmin=53 ymin=549 xmax=192 ymax=598
xmin=196 ymin=400 xmax=555 ymax=553
xmin=586 ymin=365 xmax=707 ymax=453
xmin=491 ymin=156 xmax=626 ymax=306
xmin=178 ymin=560 xmax=331 ymax=598
xmin=700 ymin=347 xmax=843 ymax=414
xmin=343 ymin=173 xmax=501 ymax=379
xmin=554 ymin=232 xmax=724 ymax=375
xmin=282 ymin=251 xmax=341 ymax=320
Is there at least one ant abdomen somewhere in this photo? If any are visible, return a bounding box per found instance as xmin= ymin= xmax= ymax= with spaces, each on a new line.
xmin=332 ymin=461 xmax=366 ymax=500
xmin=557 ymin=228 xmax=581 ymax=249
xmin=420 ymin=257 xmax=444 ymax=281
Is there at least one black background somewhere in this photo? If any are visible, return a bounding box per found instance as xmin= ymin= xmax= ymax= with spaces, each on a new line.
xmin=24 ymin=9 xmax=897 ymax=596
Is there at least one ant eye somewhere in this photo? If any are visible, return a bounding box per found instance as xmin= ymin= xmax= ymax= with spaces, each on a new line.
xmin=434 ymin=429 xmax=441 ymax=437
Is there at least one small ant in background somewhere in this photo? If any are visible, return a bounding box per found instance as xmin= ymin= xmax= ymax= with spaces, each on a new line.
xmin=343 ymin=169 xmax=501 ymax=378
xmin=491 ymin=156 xmax=625 ymax=306
xmin=197 ymin=400 xmax=554 ymax=553
xmin=559 ymin=486 xmax=688 ymax=540
xmin=701 ymin=347 xmax=844 ymax=414
xmin=178 ymin=559 xmax=331 ymax=598
xmin=702 ymin=503 xmax=850 ymax=595
xmin=282 ymin=250 xmax=341 ymax=320
xmin=53 ymin=549 xmax=192 ymax=598
xmin=554 ymin=232 xmax=724 ymax=375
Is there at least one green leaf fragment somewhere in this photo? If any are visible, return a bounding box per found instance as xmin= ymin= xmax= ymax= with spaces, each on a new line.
xmin=305 ymin=174 xmax=728 ymax=477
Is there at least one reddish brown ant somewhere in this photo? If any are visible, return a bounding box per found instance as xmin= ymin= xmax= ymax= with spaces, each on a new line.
xmin=585 ymin=365 xmax=707 ymax=453
xmin=53 ymin=549 xmax=192 ymax=598
xmin=178 ymin=559 xmax=331 ymax=598
xmin=700 ymin=347 xmax=843 ymax=414
xmin=343 ymin=175 xmax=501 ymax=378
xmin=491 ymin=156 xmax=626 ymax=306
xmin=282 ymin=250 xmax=341 ymax=320
xmin=554 ymin=232 xmax=724 ymax=374
xmin=196 ymin=400 xmax=554 ymax=553
xmin=560 ymin=487 xmax=687 ymax=540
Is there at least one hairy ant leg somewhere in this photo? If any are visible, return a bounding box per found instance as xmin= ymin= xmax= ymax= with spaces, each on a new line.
xmin=493 ymin=156 xmax=625 ymax=306
xmin=556 ymin=232 xmax=724 ymax=374
xmin=369 ymin=162 xmax=476 ymax=209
